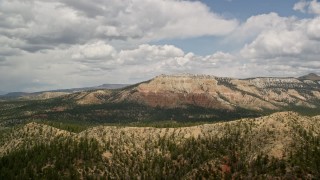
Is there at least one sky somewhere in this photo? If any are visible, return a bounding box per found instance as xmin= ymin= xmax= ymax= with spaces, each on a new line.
xmin=0 ymin=0 xmax=320 ymax=92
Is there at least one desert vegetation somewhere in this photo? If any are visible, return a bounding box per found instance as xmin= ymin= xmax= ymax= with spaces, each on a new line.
xmin=0 ymin=112 xmax=320 ymax=179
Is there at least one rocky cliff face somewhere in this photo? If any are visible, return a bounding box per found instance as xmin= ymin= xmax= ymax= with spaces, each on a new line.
xmin=114 ymin=74 xmax=320 ymax=111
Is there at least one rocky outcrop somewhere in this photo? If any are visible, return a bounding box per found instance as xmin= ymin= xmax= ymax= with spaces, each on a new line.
xmin=66 ymin=90 xmax=112 ymax=105
xmin=114 ymin=74 xmax=320 ymax=111
xmin=60 ymin=74 xmax=319 ymax=111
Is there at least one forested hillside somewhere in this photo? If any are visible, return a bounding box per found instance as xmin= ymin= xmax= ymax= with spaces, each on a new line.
xmin=1 ymin=112 xmax=319 ymax=179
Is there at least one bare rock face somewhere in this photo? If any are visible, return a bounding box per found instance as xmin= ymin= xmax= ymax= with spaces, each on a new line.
xmin=114 ymin=74 xmax=320 ymax=111
xmin=62 ymin=74 xmax=319 ymax=111
xmin=66 ymin=90 xmax=112 ymax=105
xmin=132 ymin=75 xmax=233 ymax=109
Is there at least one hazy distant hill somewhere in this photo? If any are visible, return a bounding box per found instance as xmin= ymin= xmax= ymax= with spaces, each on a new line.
xmin=0 ymin=91 xmax=7 ymax=96
xmin=48 ymin=84 xmax=130 ymax=93
xmin=0 ymin=84 xmax=129 ymax=100
xmin=0 ymin=92 xmax=28 ymax=97
xmin=299 ymin=73 xmax=320 ymax=81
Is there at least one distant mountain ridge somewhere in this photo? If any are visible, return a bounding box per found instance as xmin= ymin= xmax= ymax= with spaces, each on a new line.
xmin=63 ymin=73 xmax=320 ymax=112
xmin=0 ymin=73 xmax=319 ymax=129
xmin=1 ymin=73 xmax=319 ymax=114
xmin=0 ymin=84 xmax=130 ymax=100
xmin=299 ymin=73 xmax=320 ymax=81
xmin=118 ymin=74 xmax=320 ymax=110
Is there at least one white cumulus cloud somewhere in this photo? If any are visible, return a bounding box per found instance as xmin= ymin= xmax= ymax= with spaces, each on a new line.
xmin=1 ymin=1 xmax=320 ymax=92
xmin=293 ymin=0 xmax=320 ymax=15
xmin=237 ymin=12 xmax=320 ymax=77
xmin=0 ymin=0 xmax=238 ymax=53
xmin=294 ymin=0 xmax=309 ymax=13
xmin=71 ymin=41 xmax=116 ymax=61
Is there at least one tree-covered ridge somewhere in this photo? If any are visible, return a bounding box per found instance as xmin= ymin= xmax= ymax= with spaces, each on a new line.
xmin=0 ymin=137 xmax=103 ymax=179
xmin=0 ymin=112 xmax=320 ymax=179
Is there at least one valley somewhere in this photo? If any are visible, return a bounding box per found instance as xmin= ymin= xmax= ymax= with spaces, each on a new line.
xmin=0 ymin=74 xmax=319 ymax=179
xmin=0 ymin=74 xmax=319 ymax=127
xmin=2 ymin=0 xmax=320 ymax=179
